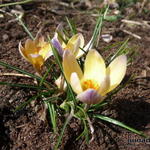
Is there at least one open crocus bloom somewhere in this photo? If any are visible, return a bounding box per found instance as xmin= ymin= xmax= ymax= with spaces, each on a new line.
xmin=19 ymin=36 xmax=52 ymax=73
xmin=63 ymin=49 xmax=127 ymax=105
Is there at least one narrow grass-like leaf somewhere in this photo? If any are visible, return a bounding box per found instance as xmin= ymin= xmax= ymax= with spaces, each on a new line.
xmin=46 ymin=102 xmax=57 ymax=133
xmin=108 ymin=38 xmax=129 ymax=63
xmin=0 ymin=81 xmax=46 ymax=90
xmin=43 ymin=96 xmax=61 ymax=103
xmin=104 ymin=15 xmax=121 ymax=22
xmin=76 ymin=119 xmax=89 ymax=143
xmin=39 ymin=64 xmax=52 ymax=87
xmin=14 ymin=95 xmax=38 ymax=112
xmin=0 ymin=61 xmax=51 ymax=86
xmin=66 ymin=17 xmax=77 ymax=35
xmin=0 ymin=0 xmax=33 ymax=7
xmin=88 ymin=102 xmax=108 ymax=112
xmin=93 ymin=114 xmax=147 ymax=138
xmin=103 ymin=41 xmax=125 ymax=52
xmin=15 ymin=14 xmax=34 ymax=40
xmin=87 ymin=6 xmax=109 ymax=49
xmin=14 ymin=91 xmax=53 ymax=112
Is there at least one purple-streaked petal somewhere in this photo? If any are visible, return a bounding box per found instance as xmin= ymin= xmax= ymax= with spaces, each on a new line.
xmin=51 ymin=37 xmax=64 ymax=57
xmin=77 ymin=89 xmax=103 ymax=105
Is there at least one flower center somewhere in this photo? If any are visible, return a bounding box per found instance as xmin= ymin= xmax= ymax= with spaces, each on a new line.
xmin=82 ymin=79 xmax=99 ymax=90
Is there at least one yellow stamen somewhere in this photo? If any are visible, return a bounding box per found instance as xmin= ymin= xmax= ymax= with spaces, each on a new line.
xmin=82 ymin=79 xmax=99 ymax=90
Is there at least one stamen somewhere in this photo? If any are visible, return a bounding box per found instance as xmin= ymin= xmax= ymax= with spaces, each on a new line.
xmin=82 ymin=79 xmax=99 ymax=90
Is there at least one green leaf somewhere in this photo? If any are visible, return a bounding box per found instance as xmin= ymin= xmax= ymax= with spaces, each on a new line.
xmin=46 ymin=102 xmax=57 ymax=133
xmin=14 ymin=95 xmax=38 ymax=112
xmin=39 ymin=64 xmax=53 ymax=87
xmin=93 ymin=114 xmax=148 ymax=138
xmin=108 ymin=38 xmax=129 ymax=63
xmin=0 ymin=61 xmax=51 ymax=86
xmin=66 ymin=17 xmax=77 ymax=35
xmin=43 ymin=96 xmax=60 ymax=103
xmin=15 ymin=14 xmax=34 ymax=40
xmin=90 ymin=6 xmax=109 ymax=48
xmin=104 ymin=15 xmax=121 ymax=22
xmin=88 ymin=102 xmax=108 ymax=112
xmin=76 ymin=119 xmax=89 ymax=143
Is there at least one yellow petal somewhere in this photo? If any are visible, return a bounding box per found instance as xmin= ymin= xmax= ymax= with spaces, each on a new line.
xmin=34 ymin=36 xmax=45 ymax=46
xmin=84 ymin=49 xmax=106 ymax=85
xmin=97 ymin=75 xmax=110 ymax=96
xmin=65 ymin=33 xmax=84 ymax=53
xmin=39 ymin=43 xmax=52 ymax=60
xmin=25 ymin=39 xmax=37 ymax=53
xmin=106 ymin=55 xmax=127 ymax=92
xmin=55 ymin=75 xmax=67 ymax=91
xmin=70 ymin=72 xmax=83 ymax=94
xmin=28 ymin=54 xmax=44 ymax=73
xmin=63 ymin=50 xmax=83 ymax=83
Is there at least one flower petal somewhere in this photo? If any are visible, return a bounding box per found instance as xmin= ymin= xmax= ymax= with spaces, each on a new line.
xmin=54 ymin=23 xmax=66 ymax=45
xmin=98 ymin=75 xmax=110 ymax=96
xmin=18 ymin=42 xmax=29 ymax=61
xmin=28 ymin=54 xmax=44 ymax=73
xmin=34 ymin=35 xmax=45 ymax=46
xmin=51 ymin=37 xmax=64 ymax=57
xmin=63 ymin=50 xmax=83 ymax=83
xmin=83 ymin=35 xmax=94 ymax=52
xmin=106 ymin=55 xmax=127 ymax=92
xmin=25 ymin=39 xmax=36 ymax=53
xmin=65 ymin=33 xmax=84 ymax=53
xmin=55 ymin=75 xmax=67 ymax=91
xmin=70 ymin=72 xmax=83 ymax=94
xmin=39 ymin=43 xmax=53 ymax=60
xmin=72 ymin=38 xmax=81 ymax=57
xmin=84 ymin=49 xmax=106 ymax=84
xmin=77 ymin=89 xmax=103 ymax=104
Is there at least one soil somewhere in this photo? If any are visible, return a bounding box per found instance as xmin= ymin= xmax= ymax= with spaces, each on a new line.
xmin=0 ymin=0 xmax=150 ymax=150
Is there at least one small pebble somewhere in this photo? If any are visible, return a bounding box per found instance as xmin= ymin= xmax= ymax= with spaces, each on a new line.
xmin=3 ymin=34 xmax=9 ymax=41
xmin=101 ymin=34 xmax=113 ymax=43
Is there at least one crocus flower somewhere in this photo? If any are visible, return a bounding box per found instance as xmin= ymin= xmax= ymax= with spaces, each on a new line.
xmin=52 ymin=23 xmax=95 ymax=59
xmin=63 ymin=49 xmax=127 ymax=105
xmin=19 ymin=36 xmax=52 ymax=73
xmin=52 ymin=24 xmax=95 ymax=90
xmin=52 ymin=33 xmax=85 ymax=58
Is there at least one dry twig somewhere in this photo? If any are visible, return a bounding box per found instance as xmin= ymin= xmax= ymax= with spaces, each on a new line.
xmin=0 ymin=72 xmax=31 ymax=78
xmin=121 ymin=29 xmax=141 ymax=40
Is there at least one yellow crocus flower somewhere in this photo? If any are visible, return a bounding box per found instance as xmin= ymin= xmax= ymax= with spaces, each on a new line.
xmin=19 ymin=36 xmax=52 ymax=73
xmin=63 ymin=49 xmax=127 ymax=104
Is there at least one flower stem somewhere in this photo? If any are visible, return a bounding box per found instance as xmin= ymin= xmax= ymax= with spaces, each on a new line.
xmin=87 ymin=116 xmax=94 ymax=143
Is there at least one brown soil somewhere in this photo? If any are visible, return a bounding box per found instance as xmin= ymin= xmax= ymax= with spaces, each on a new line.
xmin=0 ymin=0 xmax=150 ymax=150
